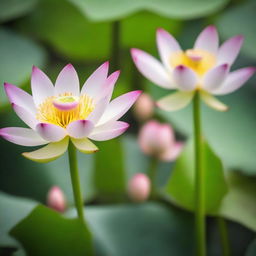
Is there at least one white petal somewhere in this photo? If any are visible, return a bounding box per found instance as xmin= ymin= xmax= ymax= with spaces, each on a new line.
xmin=89 ymin=121 xmax=129 ymax=141
xmin=66 ymin=120 xmax=94 ymax=139
xmin=81 ymin=61 xmax=109 ymax=98
xmin=71 ymin=137 xmax=98 ymax=154
xmin=131 ymin=48 xmax=173 ymax=89
xmin=194 ymin=25 xmax=219 ymax=54
xmin=200 ymin=91 xmax=228 ymax=112
xmin=12 ymin=103 xmax=38 ymax=129
xmin=98 ymin=90 xmax=142 ymax=126
xmin=55 ymin=64 xmax=80 ymax=96
xmin=36 ymin=123 xmax=67 ymax=142
xmin=156 ymin=28 xmax=181 ymax=70
xmin=31 ymin=66 xmax=54 ymax=106
xmin=217 ymin=35 xmax=244 ymax=65
xmin=203 ymin=64 xmax=229 ymax=92
xmin=157 ymin=91 xmax=194 ymax=111
xmin=4 ymin=83 xmax=36 ymax=114
xmin=22 ymin=137 xmax=69 ymax=163
xmin=172 ymin=65 xmax=197 ymax=91
xmin=0 ymin=127 xmax=48 ymax=146
xmin=87 ymin=96 xmax=109 ymax=124
xmin=213 ymin=67 xmax=255 ymax=95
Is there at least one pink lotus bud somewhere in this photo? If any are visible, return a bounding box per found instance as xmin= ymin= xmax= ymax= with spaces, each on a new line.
xmin=133 ymin=93 xmax=154 ymax=121
xmin=128 ymin=173 xmax=151 ymax=202
xmin=138 ymin=120 xmax=183 ymax=161
xmin=47 ymin=186 xmax=66 ymax=212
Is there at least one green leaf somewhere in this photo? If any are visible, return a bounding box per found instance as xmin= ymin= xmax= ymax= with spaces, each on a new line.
xmin=67 ymin=202 xmax=194 ymax=255
xmin=216 ymin=0 xmax=256 ymax=58
xmin=94 ymin=138 xmax=126 ymax=201
xmin=0 ymin=0 xmax=38 ymax=23
xmin=10 ymin=205 xmax=94 ymax=256
xmin=68 ymin=0 xmax=229 ymax=22
xmin=246 ymin=239 xmax=256 ymax=256
xmin=157 ymin=87 xmax=256 ymax=175
xmin=17 ymin=0 xmax=111 ymax=61
xmin=0 ymin=192 xmax=37 ymax=247
xmin=218 ymin=172 xmax=256 ymax=232
xmin=164 ymin=139 xmax=228 ymax=213
xmin=0 ymin=28 xmax=47 ymax=107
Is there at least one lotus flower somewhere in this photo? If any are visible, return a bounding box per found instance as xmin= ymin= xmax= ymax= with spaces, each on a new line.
xmin=0 ymin=63 xmax=141 ymax=162
xmin=138 ymin=120 xmax=183 ymax=162
xmin=131 ymin=25 xmax=255 ymax=111
xmin=133 ymin=93 xmax=154 ymax=121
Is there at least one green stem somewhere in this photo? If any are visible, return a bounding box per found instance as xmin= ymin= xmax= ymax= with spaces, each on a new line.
xmin=111 ymin=21 xmax=120 ymax=71
xmin=148 ymin=158 xmax=158 ymax=196
xmin=193 ymin=91 xmax=206 ymax=256
xmin=68 ymin=142 xmax=85 ymax=225
xmin=218 ymin=217 xmax=230 ymax=256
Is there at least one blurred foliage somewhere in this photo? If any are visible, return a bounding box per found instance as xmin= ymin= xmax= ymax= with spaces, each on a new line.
xmin=68 ymin=0 xmax=230 ymax=22
xmin=0 ymin=0 xmax=256 ymax=255
xmin=165 ymin=138 xmax=228 ymax=213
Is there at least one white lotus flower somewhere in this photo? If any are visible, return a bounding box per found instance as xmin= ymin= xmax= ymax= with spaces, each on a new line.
xmin=131 ymin=25 xmax=255 ymax=111
xmin=0 ymin=63 xmax=141 ymax=162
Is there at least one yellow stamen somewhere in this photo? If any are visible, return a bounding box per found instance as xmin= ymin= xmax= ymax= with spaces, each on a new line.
xmin=36 ymin=93 xmax=95 ymax=128
xmin=170 ymin=49 xmax=216 ymax=75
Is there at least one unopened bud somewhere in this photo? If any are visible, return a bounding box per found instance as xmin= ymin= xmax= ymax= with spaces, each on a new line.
xmin=133 ymin=93 xmax=154 ymax=121
xmin=47 ymin=186 xmax=66 ymax=212
xmin=128 ymin=173 xmax=151 ymax=202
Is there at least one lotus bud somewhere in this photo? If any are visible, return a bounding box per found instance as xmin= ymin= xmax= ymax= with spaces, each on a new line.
xmin=47 ymin=186 xmax=66 ymax=212
xmin=128 ymin=173 xmax=151 ymax=202
xmin=133 ymin=93 xmax=154 ymax=121
xmin=138 ymin=120 xmax=183 ymax=161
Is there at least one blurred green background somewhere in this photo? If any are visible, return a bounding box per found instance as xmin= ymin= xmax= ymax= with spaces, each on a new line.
xmin=0 ymin=0 xmax=256 ymax=255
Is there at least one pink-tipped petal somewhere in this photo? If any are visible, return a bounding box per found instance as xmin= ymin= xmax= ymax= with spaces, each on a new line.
xmin=97 ymin=90 xmax=142 ymax=126
xmin=157 ymin=91 xmax=194 ymax=111
xmin=217 ymin=35 xmax=244 ymax=65
xmin=213 ymin=67 xmax=255 ymax=95
xmin=81 ymin=61 xmax=109 ymax=98
xmin=55 ymin=64 xmax=80 ymax=96
xmin=66 ymin=120 xmax=94 ymax=139
xmin=156 ymin=28 xmax=181 ymax=70
xmin=101 ymin=70 xmax=120 ymax=102
xmin=200 ymin=91 xmax=228 ymax=111
xmin=173 ymin=65 xmax=197 ymax=91
xmin=22 ymin=137 xmax=69 ymax=163
xmin=4 ymin=83 xmax=36 ymax=114
xmin=71 ymin=137 xmax=98 ymax=154
xmin=89 ymin=121 xmax=129 ymax=141
xmin=131 ymin=48 xmax=173 ymax=89
xmin=159 ymin=142 xmax=184 ymax=162
xmin=12 ymin=103 xmax=38 ymax=129
xmin=87 ymin=96 xmax=109 ymax=124
xmin=36 ymin=123 xmax=67 ymax=142
xmin=31 ymin=66 xmax=54 ymax=106
xmin=0 ymin=127 xmax=48 ymax=146
xmin=203 ymin=64 xmax=229 ymax=92
xmin=194 ymin=25 xmax=219 ymax=54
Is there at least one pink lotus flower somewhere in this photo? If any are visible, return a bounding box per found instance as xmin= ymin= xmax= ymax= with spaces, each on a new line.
xmin=138 ymin=120 xmax=183 ymax=162
xmin=131 ymin=25 xmax=255 ymax=111
xmin=133 ymin=93 xmax=154 ymax=121
xmin=128 ymin=173 xmax=150 ymax=202
xmin=0 ymin=63 xmax=141 ymax=162
xmin=47 ymin=186 xmax=66 ymax=212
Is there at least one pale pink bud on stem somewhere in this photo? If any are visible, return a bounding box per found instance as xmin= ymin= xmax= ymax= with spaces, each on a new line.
xmin=128 ymin=173 xmax=151 ymax=202
xmin=133 ymin=93 xmax=154 ymax=121
xmin=138 ymin=120 xmax=183 ymax=162
xmin=47 ymin=186 xmax=66 ymax=212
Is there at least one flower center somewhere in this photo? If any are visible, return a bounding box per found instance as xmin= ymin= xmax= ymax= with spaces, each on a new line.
xmin=36 ymin=93 xmax=95 ymax=128
xmin=170 ymin=49 xmax=216 ymax=75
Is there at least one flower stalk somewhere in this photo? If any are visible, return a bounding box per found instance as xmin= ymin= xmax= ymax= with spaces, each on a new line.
xmin=193 ymin=91 xmax=206 ymax=256
xmin=68 ymin=141 xmax=86 ymax=225
xmin=218 ymin=217 xmax=230 ymax=256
